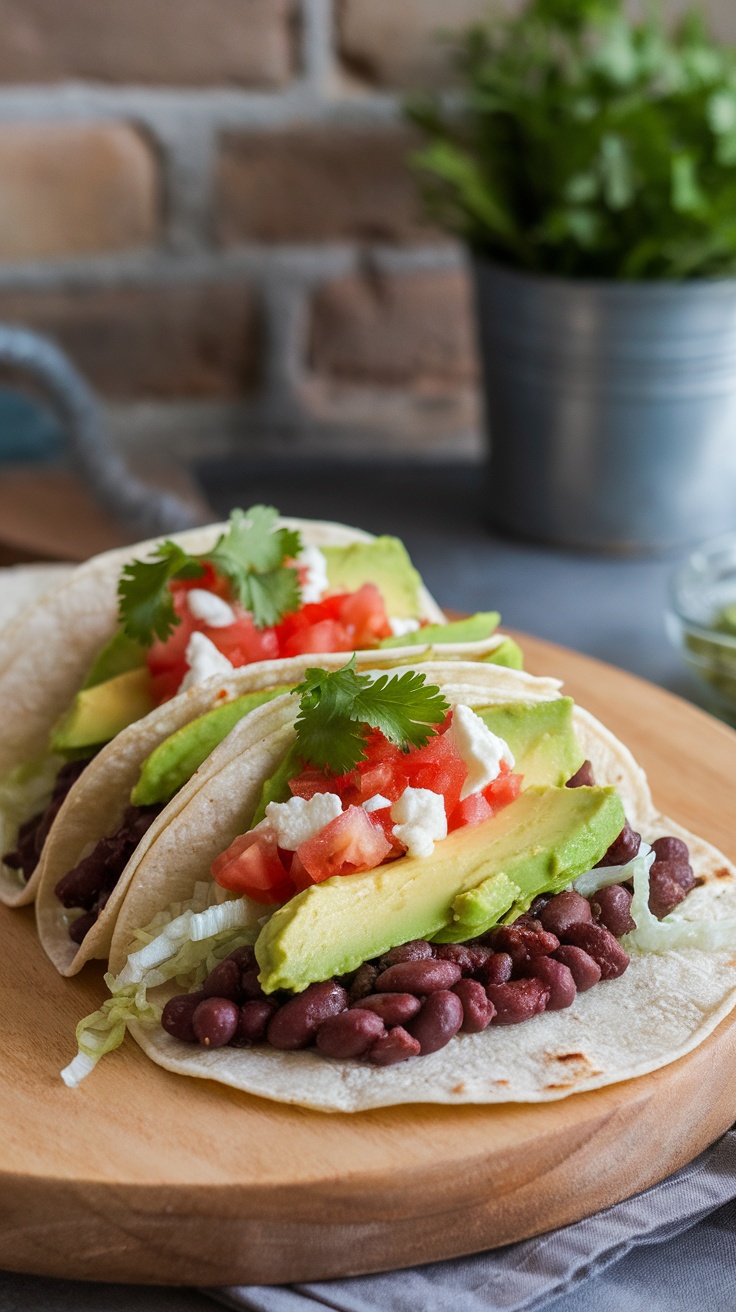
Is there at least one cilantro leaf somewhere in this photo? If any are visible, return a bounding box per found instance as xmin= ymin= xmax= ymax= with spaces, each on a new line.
xmin=117 ymin=543 xmax=203 ymax=644
xmin=205 ymin=506 xmax=302 ymax=628
xmin=293 ymin=657 xmax=450 ymax=775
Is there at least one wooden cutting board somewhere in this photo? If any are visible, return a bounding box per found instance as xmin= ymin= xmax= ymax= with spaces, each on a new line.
xmin=2 ymin=633 xmax=736 ymax=1287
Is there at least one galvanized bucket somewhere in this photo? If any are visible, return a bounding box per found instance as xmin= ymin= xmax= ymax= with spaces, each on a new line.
xmin=473 ymin=260 xmax=736 ymax=552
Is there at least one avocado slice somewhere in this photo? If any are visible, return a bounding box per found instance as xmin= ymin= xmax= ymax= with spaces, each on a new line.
xmin=51 ymin=668 xmax=156 ymax=754
xmin=255 ymin=784 xmax=625 ymax=992
xmin=131 ymin=686 xmax=292 ymax=807
xmin=322 ymin=537 xmax=422 ymax=618
xmin=482 ymin=636 xmax=524 ymax=670
xmin=378 ymin=611 xmax=500 ymax=650
xmin=83 ymin=630 xmax=147 ymax=690
xmin=477 ymin=698 xmax=584 ymax=788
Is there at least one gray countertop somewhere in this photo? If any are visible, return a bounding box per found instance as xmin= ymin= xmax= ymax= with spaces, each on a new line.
xmin=2 ymin=458 xmax=729 ymax=1309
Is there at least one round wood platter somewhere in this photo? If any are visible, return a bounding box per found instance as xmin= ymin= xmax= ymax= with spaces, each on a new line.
xmin=3 ymin=632 xmax=736 ymax=1288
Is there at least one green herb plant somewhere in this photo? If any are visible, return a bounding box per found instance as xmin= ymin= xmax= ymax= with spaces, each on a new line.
xmin=118 ymin=506 xmax=302 ymax=643
xmin=408 ymin=0 xmax=736 ymax=279
xmin=292 ymin=657 xmax=450 ymax=775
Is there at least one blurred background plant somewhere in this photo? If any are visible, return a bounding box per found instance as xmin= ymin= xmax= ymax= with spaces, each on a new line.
xmin=408 ymin=0 xmax=736 ymax=279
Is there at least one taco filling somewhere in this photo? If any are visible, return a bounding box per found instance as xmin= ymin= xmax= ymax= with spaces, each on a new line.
xmin=64 ymin=662 xmax=706 ymax=1093
xmin=2 ymin=507 xmax=512 ymax=899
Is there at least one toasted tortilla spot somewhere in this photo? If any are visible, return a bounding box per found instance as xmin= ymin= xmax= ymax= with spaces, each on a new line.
xmin=715 ymin=867 xmax=731 ymax=880
xmin=452 ymin=1082 xmax=466 ymax=1095
xmin=695 ymin=876 xmax=707 ymax=887
xmin=554 ymin=1052 xmax=589 ymax=1064
xmin=494 ymin=1079 xmax=509 ymax=1086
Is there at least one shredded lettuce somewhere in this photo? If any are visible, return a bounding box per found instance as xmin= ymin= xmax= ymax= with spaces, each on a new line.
xmin=61 ymin=885 xmax=262 ymax=1087
xmin=625 ymin=851 xmax=736 ymax=954
xmin=0 ymin=754 xmax=63 ymax=882
xmin=573 ymin=844 xmax=652 ymax=898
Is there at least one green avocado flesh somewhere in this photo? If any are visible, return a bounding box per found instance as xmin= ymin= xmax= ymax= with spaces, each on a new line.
xmin=478 ymin=698 xmax=583 ymax=788
xmin=83 ymin=630 xmax=147 ymax=690
xmin=322 ymin=537 xmax=422 ymax=618
xmin=51 ymin=668 xmax=156 ymax=753
xmin=378 ymin=611 xmax=500 ymax=649
xmin=482 ymin=636 xmax=524 ymax=670
xmin=131 ymin=686 xmax=292 ymax=807
xmin=255 ymin=785 xmax=625 ymax=993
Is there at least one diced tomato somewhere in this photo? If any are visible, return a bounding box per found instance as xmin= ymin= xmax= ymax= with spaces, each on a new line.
xmin=447 ymin=762 xmax=523 ymax=831
xmin=289 ymin=766 xmax=358 ymax=801
xmin=483 ymin=762 xmax=523 ymax=813
xmin=207 ymin=606 xmax=280 ymax=665
xmin=364 ymin=804 xmax=406 ymax=855
xmin=211 ymin=829 xmax=294 ymax=905
xmin=403 ymin=727 xmax=468 ymax=821
xmin=296 ymin=806 xmax=392 ymax=884
xmin=281 ymin=618 xmax=351 ymax=657
xmin=338 ymin=583 xmax=392 ymax=646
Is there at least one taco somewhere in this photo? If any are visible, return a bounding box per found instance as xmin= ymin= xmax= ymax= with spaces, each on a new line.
xmin=62 ymin=658 xmax=736 ymax=1112
xmin=35 ymin=643 xmax=531 ymax=976
xmin=2 ymin=508 xmax=515 ymax=909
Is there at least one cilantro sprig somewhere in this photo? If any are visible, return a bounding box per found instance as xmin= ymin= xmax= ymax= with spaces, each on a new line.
xmin=117 ymin=507 xmax=302 ymax=645
xmin=292 ymin=657 xmax=450 ymax=775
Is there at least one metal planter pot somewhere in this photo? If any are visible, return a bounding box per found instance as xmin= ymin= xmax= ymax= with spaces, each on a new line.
xmin=473 ymin=260 xmax=736 ymax=552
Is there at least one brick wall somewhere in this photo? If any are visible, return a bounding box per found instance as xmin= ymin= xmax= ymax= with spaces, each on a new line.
xmin=0 ymin=0 xmax=731 ymax=465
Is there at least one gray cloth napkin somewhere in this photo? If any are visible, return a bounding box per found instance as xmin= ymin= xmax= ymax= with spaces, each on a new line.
xmin=209 ymin=1129 xmax=736 ymax=1312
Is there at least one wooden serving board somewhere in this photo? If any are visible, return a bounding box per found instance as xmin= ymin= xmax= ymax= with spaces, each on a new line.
xmin=2 ymin=633 xmax=736 ymax=1288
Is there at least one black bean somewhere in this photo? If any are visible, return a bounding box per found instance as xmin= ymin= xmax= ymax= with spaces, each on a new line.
xmin=241 ymin=964 xmax=266 ymax=1000
xmin=192 ymin=997 xmax=240 ymax=1047
xmin=375 ymin=960 xmax=462 ymax=994
xmin=348 ymin=962 xmax=379 ymax=1003
xmin=596 ymin=821 xmax=640 ymax=868
xmin=488 ymin=923 xmax=559 ymax=969
xmin=162 ymin=991 xmax=206 ymax=1043
xmin=651 ymin=836 xmax=690 ymax=864
xmin=453 ymin=979 xmax=495 ymax=1032
xmin=562 ymin=922 xmax=630 ymax=979
xmin=202 ymin=958 xmax=242 ymax=1003
xmin=552 ymin=945 xmax=601 ymax=991
xmin=316 ymin=1009 xmax=386 ymax=1059
xmin=435 ymin=942 xmax=493 ymax=975
xmin=267 ymin=980 xmax=348 ymax=1050
xmin=479 ymin=952 xmax=513 ymax=987
xmin=591 ymin=884 xmax=635 ymax=937
xmin=234 ymin=1000 xmax=277 ymax=1046
xmin=566 ymin=760 xmax=595 ymax=788
xmin=378 ymin=940 xmax=434 ymax=969
xmin=528 ymin=957 xmax=576 ymax=1010
xmin=407 ymin=990 xmax=464 ymax=1055
xmin=366 ymin=1026 xmax=421 ymax=1066
xmin=487 ymin=977 xmax=549 ymax=1024
xmin=68 ymin=910 xmax=97 ymax=944
xmin=356 ymin=993 xmax=422 ymax=1026
xmin=540 ymin=891 xmax=593 ymax=937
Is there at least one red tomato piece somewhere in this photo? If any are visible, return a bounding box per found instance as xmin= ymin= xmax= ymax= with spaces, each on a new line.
xmin=483 ymin=763 xmax=523 ymax=813
xmin=281 ymin=618 xmax=351 ymax=657
xmin=206 ymin=606 xmax=280 ymax=666
xmin=211 ymin=830 xmax=294 ymax=905
xmin=296 ymin=806 xmax=392 ymax=884
xmin=403 ymin=729 xmax=468 ymax=820
xmin=364 ymin=804 xmax=406 ymax=855
xmin=448 ymin=790 xmax=493 ymax=831
xmin=289 ymin=767 xmax=358 ymax=801
xmin=337 ymin=583 xmax=392 ymax=646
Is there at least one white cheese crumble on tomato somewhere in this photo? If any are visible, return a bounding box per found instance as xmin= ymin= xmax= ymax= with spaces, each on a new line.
xmin=187 ymin=588 xmax=236 ymax=628
xmin=177 ymin=632 xmax=235 ymax=693
xmin=362 ymin=793 xmax=392 ymax=813
xmin=390 ymin=787 xmax=447 ymax=859
xmin=297 ymin=544 xmax=329 ymax=605
xmin=449 ymin=704 xmax=514 ymax=801
xmin=388 ymin=616 xmax=421 ymax=638
xmin=265 ymin=792 xmax=343 ymax=850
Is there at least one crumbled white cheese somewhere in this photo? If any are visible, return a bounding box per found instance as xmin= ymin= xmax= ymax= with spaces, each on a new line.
xmin=297 ymin=544 xmax=329 ymax=605
xmin=449 ymin=703 xmax=515 ymax=800
xmin=390 ymin=787 xmax=447 ymax=859
xmin=187 ymin=588 xmax=236 ymax=628
xmin=388 ymin=616 xmax=421 ymax=638
xmin=177 ymin=632 xmax=234 ymax=693
xmin=265 ymin=792 xmax=343 ymax=850
xmin=362 ymin=793 xmax=392 ymax=813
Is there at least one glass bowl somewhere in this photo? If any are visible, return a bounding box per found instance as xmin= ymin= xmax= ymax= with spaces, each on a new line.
xmin=668 ymin=533 xmax=736 ymax=719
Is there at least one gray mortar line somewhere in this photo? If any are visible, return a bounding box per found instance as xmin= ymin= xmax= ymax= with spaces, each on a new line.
xmin=0 ymin=244 xmax=463 ymax=292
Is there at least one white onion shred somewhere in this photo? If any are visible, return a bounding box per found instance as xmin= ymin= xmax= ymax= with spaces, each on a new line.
xmin=625 ymin=851 xmax=736 ymax=953
xmin=573 ymin=843 xmax=652 ymax=898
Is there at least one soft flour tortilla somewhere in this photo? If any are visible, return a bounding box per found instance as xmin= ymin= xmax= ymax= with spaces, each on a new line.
xmin=0 ymin=517 xmax=445 ymax=908
xmin=112 ymin=665 xmax=736 ymax=1112
xmin=36 ymin=642 xmax=536 ymax=976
